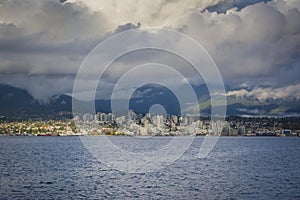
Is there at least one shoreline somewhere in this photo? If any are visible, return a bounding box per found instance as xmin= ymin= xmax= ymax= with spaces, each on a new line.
xmin=0 ymin=134 xmax=299 ymax=137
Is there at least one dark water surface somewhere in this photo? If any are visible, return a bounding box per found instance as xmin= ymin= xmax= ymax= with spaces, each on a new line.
xmin=0 ymin=136 xmax=299 ymax=199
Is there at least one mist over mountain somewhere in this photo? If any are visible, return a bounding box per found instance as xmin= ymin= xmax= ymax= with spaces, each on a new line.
xmin=1 ymin=84 xmax=299 ymax=120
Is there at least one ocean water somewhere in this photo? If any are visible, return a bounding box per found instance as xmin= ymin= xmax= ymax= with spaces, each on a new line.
xmin=0 ymin=136 xmax=299 ymax=199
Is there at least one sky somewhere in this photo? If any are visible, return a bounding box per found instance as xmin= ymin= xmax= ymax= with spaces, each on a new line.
xmin=0 ymin=0 xmax=299 ymax=103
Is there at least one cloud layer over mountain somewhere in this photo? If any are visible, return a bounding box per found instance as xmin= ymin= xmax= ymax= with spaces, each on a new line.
xmin=227 ymin=84 xmax=300 ymax=102
xmin=0 ymin=0 xmax=299 ymax=103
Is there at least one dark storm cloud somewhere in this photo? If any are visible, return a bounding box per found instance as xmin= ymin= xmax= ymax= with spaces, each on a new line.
xmin=114 ymin=22 xmax=141 ymax=33
xmin=206 ymin=0 xmax=272 ymax=13
xmin=0 ymin=30 xmax=98 ymax=55
xmin=0 ymin=0 xmax=111 ymax=101
xmin=0 ymin=0 xmax=108 ymax=77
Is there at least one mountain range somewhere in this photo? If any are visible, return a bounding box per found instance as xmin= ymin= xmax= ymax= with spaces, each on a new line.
xmin=0 ymin=84 xmax=299 ymax=120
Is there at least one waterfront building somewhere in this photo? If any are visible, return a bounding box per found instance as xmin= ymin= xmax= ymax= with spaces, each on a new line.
xmin=83 ymin=113 xmax=93 ymax=122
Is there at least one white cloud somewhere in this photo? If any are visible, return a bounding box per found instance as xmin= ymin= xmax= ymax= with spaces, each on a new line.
xmin=70 ymin=0 xmax=226 ymax=27
xmin=176 ymin=0 xmax=300 ymax=85
xmin=237 ymin=108 xmax=260 ymax=115
xmin=227 ymin=84 xmax=300 ymax=101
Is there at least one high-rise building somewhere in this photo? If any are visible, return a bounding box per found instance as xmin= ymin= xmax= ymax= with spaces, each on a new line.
xmin=99 ymin=113 xmax=107 ymax=122
xmin=83 ymin=113 xmax=93 ymax=122
xmin=128 ymin=110 xmax=137 ymax=120
xmin=152 ymin=115 xmax=164 ymax=128
xmin=107 ymin=113 xmax=115 ymax=122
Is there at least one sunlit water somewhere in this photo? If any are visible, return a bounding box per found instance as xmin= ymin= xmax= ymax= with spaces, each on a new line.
xmin=0 ymin=136 xmax=299 ymax=199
